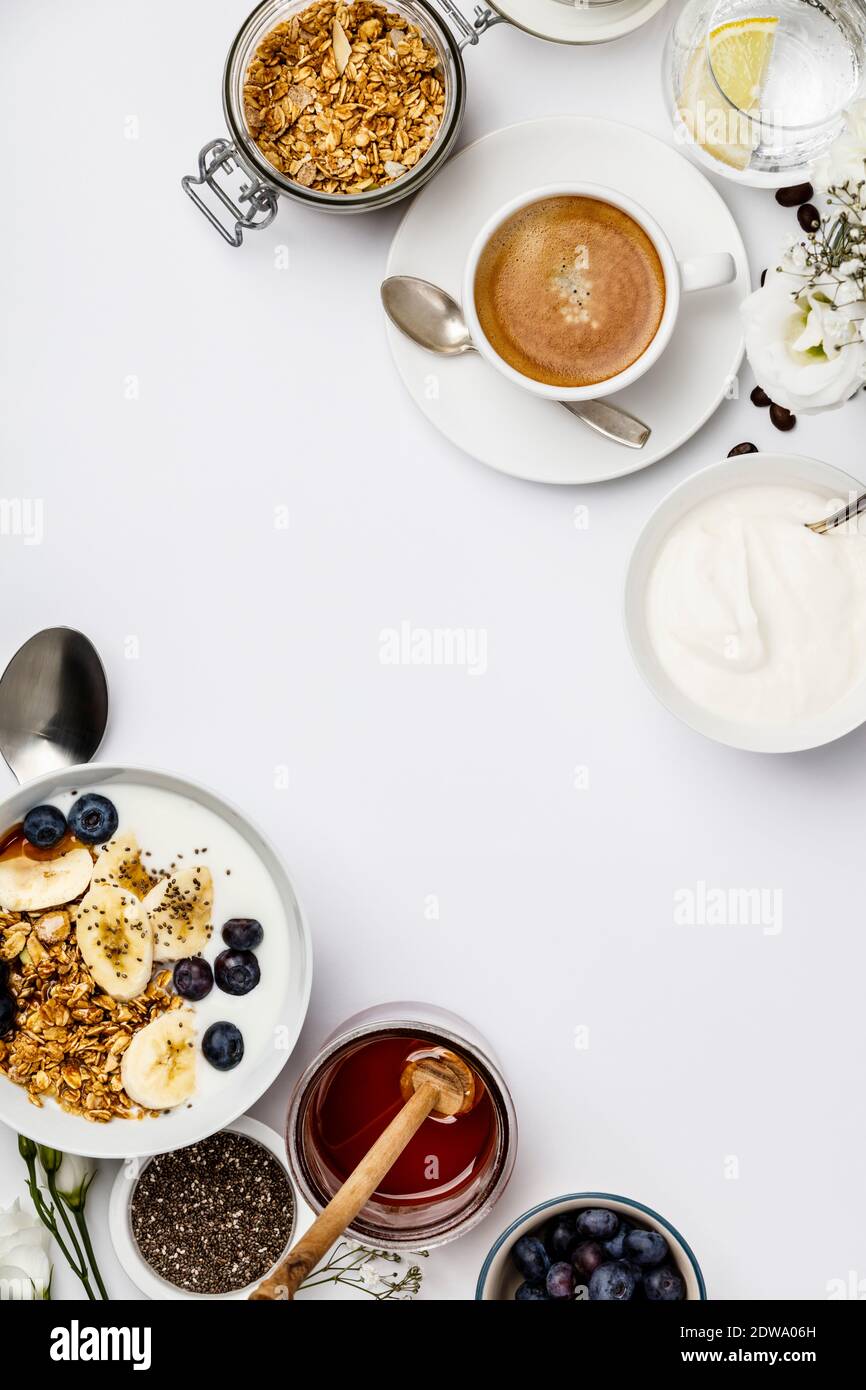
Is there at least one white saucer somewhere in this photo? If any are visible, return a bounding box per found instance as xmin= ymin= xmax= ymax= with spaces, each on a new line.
xmin=384 ymin=116 xmax=749 ymax=485
xmin=489 ymin=0 xmax=669 ymax=46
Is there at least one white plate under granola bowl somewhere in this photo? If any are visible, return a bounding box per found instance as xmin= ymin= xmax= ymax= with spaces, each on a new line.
xmin=624 ymin=453 xmax=866 ymax=754
xmin=108 ymin=1116 xmax=315 ymax=1300
xmin=0 ymin=764 xmax=312 ymax=1158
xmin=476 ymin=1192 xmax=706 ymax=1300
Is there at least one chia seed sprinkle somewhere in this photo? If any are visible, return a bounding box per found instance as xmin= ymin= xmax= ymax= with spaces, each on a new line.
xmin=130 ymin=1131 xmax=294 ymax=1295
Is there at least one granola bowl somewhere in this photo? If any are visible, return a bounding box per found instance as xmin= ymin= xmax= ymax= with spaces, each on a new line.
xmin=0 ymin=764 xmax=312 ymax=1158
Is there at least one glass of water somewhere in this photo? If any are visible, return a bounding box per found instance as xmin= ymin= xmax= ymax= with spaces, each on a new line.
xmin=665 ymin=0 xmax=866 ymax=184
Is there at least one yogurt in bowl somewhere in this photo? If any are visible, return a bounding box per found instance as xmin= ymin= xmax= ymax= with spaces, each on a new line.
xmin=0 ymin=765 xmax=311 ymax=1157
xmin=625 ymin=454 xmax=866 ymax=753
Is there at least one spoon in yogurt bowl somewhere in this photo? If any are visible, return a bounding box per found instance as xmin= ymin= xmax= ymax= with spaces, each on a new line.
xmin=806 ymin=489 xmax=866 ymax=535
xmin=381 ymin=276 xmax=652 ymax=450
xmin=0 ymin=628 xmax=109 ymax=784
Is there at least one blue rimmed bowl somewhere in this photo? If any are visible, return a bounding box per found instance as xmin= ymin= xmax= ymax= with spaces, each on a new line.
xmin=476 ymin=1192 xmax=707 ymax=1300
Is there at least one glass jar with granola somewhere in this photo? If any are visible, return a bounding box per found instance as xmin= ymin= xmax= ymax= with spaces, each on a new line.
xmin=184 ymin=0 xmax=471 ymax=244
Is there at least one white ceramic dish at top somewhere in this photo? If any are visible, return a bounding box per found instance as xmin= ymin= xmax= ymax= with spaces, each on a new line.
xmin=108 ymin=1116 xmax=315 ymax=1300
xmin=0 ymin=764 xmax=312 ymax=1158
xmin=384 ymin=116 xmax=749 ymax=484
xmin=493 ymin=0 xmax=670 ymax=46
xmin=625 ymin=453 xmax=866 ymax=754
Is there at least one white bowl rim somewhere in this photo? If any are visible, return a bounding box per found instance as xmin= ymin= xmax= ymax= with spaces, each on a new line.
xmin=623 ymin=452 xmax=866 ymax=754
xmin=0 ymin=761 xmax=313 ymax=1157
xmin=475 ymin=1190 xmax=707 ymax=1300
xmin=108 ymin=1115 xmax=299 ymax=1300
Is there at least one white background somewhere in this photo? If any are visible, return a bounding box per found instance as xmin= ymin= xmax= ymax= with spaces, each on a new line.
xmin=0 ymin=0 xmax=863 ymax=1301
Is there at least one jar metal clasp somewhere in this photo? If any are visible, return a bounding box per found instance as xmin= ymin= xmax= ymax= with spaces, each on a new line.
xmin=435 ymin=0 xmax=504 ymax=47
xmin=182 ymin=139 xmax=278 ymax=247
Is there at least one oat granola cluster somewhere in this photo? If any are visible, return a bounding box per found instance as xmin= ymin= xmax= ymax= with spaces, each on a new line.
xmin=243 ymin=1 xmax=446 ymax=195
xmin=0 ymin=911 xmax=178 ymax=1122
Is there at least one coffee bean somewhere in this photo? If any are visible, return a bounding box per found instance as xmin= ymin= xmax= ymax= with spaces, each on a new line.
xmin=775 ymin=182 xmax=814 ymax=208
xmin=760 ymin=268 xmax=767 ymax=287
xmin=770 ymin=404 xmax=796 ymax=432
xmin=750 ymin=386 xmax=772 ymax=408
xmin=728 ymin=442 xmax=759 ymax=457
xmin=797 ymin=203 xmax=821 ymax=233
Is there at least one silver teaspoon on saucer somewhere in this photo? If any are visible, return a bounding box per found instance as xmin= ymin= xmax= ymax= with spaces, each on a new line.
xmin=806 ymin=491 xmax=866 ymax=536
xmin=0 ymin=628 xmax=109 ymax=783
xmin=381 ymin=276 xmax=651 ymax=451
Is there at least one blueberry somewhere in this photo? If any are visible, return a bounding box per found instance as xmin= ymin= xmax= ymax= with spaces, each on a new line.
xmin=67 ymin=793 xmax=118 ymax=845
xmin=511 ymin=1235 xmax=550 ymax=1282
xmin=589 ymin=1261 xmax=636 ymax=1302
xmin=201 ymin=1020 xmax=244 ymax=1071
xmin=515 ymin=1281 xmax=549 ymax=1301
xmin=214 ymin=948 xmax=260 ymax=996
xmin=622 ymin=1258 xmax=644 ymax=1284
xmin=576 ymin=1208 xmax=620 ymax=1241
xmin=570 ymin=1239 xmax=605 ymax=1278
xmin=173 ymin=956 xmax=214 ymax=1002
xmin=624 ymin=1229 xmax=669 ymax=1268
xmin=0 ymin=991 xmax=16 ymax=1036
xmin=546 ymin=1261 xmax=576 ymax=1299
xmin=544 ymin=1216 xmax=575 ymax=1260
xmin=644 ymin=1265 xmax=685 ymax=1301
xmin=221 ymin=917 xmax=264 ymax=951
xmin=604 ymin=1219 xmax=634 ymax=1259
xmin=22 ymin=805 xmax=67 ymax=849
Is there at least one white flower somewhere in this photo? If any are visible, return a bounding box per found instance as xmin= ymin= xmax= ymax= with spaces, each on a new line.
xmin=52 ymin=1153 xmax=96 ymax=1211
xmin=358 ymin=1261 xmax=388 ymax=1293
xmin=788 ymin=241 xmax=808 ymax=272
xmin=742 ymin=270 xmax=866 ymax=413
xmin=0 ymin=1199 xmax=51 ymax=1298
xmin=815 ymin=99 xmax=866 ymax=195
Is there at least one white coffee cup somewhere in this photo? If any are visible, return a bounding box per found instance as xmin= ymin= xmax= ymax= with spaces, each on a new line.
xmin=462 ymin=182 xmax=736 ymax=403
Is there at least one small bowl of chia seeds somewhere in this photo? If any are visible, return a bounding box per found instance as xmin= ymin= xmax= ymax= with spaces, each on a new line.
xmin=109 ymin=1116 xmax=305 ymax=1299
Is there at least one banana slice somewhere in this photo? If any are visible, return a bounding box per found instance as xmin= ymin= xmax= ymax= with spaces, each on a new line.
xmin=74 ymin=884 xmax=153 ymax=1000
xmin=144 ymin=866 xmax=214 ymax=961
xmin=92 ymin=832 xmax=154 ymax=899
xmin=0 ymin=847 xmax=93 ymax=913
xmin=121 ymin=1009 xmax=197 ymax=1109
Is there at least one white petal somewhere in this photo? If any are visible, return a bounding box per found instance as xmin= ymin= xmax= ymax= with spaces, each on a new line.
xmin=0 ymin=1243 xmax=50 ymax=1296
xmin=0 ymin=1264 xmax=38 ymax=1299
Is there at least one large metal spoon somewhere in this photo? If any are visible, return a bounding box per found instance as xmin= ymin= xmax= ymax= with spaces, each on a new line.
xmin=0 ymin=628 xmax=109 ymax=783
xmin=381 ymin=276 xmax=651 ymax=450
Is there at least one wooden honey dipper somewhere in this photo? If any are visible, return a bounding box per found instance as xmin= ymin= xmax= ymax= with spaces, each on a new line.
xmin=250 ymin=1047 xmax=477 ymax=1300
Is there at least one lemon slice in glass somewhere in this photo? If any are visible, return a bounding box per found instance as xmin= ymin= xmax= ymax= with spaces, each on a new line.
xmin=679 ymin=16 xmax=779 ymax=171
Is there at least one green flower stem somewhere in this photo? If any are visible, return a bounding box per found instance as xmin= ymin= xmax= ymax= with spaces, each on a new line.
xmin=45 ymin=1170 xmax=93 ymax=1293
xmin=22 ymin=1155 xmax=97 ymax=1301
xmin=72 ymin=1209 xmax=109 ymax=1301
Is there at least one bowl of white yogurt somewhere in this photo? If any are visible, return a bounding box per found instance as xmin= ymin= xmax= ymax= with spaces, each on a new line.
xmin=0 ymin=764 xmax=312 ymax=1156
xmin=625 ymin=453 xmax=866 ymax=753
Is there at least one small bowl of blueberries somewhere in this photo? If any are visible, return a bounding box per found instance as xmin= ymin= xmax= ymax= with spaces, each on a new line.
xmin=476 ymin=1193 xmax=706 ymax=1301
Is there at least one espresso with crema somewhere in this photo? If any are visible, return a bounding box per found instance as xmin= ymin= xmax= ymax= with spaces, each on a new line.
xmin=474 ymin=196 xmax=666 ymax=389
